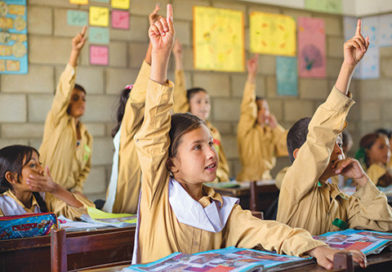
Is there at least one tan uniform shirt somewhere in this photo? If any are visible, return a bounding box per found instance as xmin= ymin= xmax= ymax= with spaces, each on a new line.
xmin=237 ymin=80 xmax=288 ymax=181
xmin=277 ymin=88 xmax=392 ymax=235
xmin=111 ymin=61 xmax=150 ymax=213
xmin=367 ymin=163 xmax=387 ymax=186
xmin=134 ymin=79 xmax=326 ymax=264
xmin=39 ymin=64 xmax=92 ymax=193
xmin=0 ymin=190 xmax=94 ymax=220
xmin=173 ymin=70 xmax=230 ymax=181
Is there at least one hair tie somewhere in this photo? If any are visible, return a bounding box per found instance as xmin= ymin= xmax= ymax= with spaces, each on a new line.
xmin=125 ymin=84 xmax=134 ymax=90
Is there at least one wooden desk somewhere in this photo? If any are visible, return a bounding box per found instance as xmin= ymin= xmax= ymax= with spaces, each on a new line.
xmin=208 ymin=180 xmax=279 ymax=217
xmin=0 ymin=226 xmax=135 ymax=272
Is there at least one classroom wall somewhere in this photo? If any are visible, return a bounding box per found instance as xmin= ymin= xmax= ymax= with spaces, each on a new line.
xmin=0 ymin=0 xmax=389 ymax=201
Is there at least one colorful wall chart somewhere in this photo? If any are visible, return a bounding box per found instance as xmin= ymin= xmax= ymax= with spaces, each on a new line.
xmin=90 ymin=45 xmax=108 ymax=65
xmin=111 ymin=9 xmax=129 ymax=29
xmin=111 ymin=0 xmax=129 ymax=10
xmin=305 ymin=0 xmax=342 ymax=14
xmin=67 ymin=10 xmax=88 ymax=26
xmin=359 ymin=16 xmax=379 ymax=79
xmin=193 ymin=6 xmax=244 ymax=72
xmin=298 ymin=17 xmax=326 ymax=78
xmin=249 ymin=12 xmax=296 ymax=56
xmin=378 ymin=14 xmax=392 ymax=47
xmin=276 ymin=57 xmax=298 ymax=96
xmin=0 ymin=0 xmax=28 ymax=74
xmin=70 ymin=0 xmax=88 ymax=5
xmin=89 ymin=6 xmax=109 ymax=27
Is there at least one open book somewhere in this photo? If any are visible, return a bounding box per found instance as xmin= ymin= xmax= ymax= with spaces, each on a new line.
xmin=314 ymin=229 xmax=392 ymax=255
xmin=124 ymin=246 xmax=312 ymax=272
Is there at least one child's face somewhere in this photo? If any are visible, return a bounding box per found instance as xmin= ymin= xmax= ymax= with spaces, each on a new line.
xmin=12 ymin=152 xmax=44 ymax=192
xmin=68 ymin=88 xmax=86 ymax=118
xmin=170 ymin=125 xmax=218 ymax=185
xmin=189 ymin=91 xmax=210 ymax=121
xmin=256 ymin=99 xmax=270 ymax=126
xmin=367 ymin=136 xmax=391 ymax=165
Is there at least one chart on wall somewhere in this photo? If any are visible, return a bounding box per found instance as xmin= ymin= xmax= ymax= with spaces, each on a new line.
xmin=249 ymin=12 xmax=296 ymax=56
xmin=304 ymin=0 xmax=342 ymax=14
xmin=193 ymin=6 xmax=244 ymax=72
xmin=0 ymin=0 xmax=28 ymax=74
xmin=298 ymin=17 xmax=326 ymax=78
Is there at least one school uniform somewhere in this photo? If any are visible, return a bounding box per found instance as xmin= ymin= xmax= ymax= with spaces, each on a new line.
xmin=104 ymin=61 xmax=150 ymax=213
xmin=277 ymin=88 xmax=392 ymax=235
xmin=173 ymin=70 xmax=230 ymax=182
xmin=237 ymin=80 xmax=287 ymax=181
xmin=133 ymin=79 xmax=326 ymax=264
xmin=39 ymin=64 xmax=92 ymax=193
xmin=367 ymin=163 xmax=388 ymax=186
xmin=0 ymin=190 xmax=94 ymax=220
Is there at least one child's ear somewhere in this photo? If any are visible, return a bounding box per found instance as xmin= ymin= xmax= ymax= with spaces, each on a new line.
xmin=5 ymin=171 xmax=18 ymax=185
xmin=166 ymin=158 xmax=179 ymax=174
xmin=293 ymin=148 xmax=299 ymax=160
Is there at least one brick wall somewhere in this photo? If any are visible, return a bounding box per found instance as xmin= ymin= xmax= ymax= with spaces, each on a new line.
xmin=1 ymin=0 xmax=389 ymax=201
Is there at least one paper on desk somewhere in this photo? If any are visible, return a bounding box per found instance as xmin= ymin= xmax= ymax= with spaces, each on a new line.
xmin=58 ymin=215 xmax=107 ymax=232
xmin=80 ymin=207 xmax=137 ymax=228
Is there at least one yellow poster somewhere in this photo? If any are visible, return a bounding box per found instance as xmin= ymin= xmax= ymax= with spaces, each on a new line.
xmin=70 ymin=0 xmax=88 ymax=5
xmin=193 ymin=6 xmax=244 ymax=72
xmin=89 ymin=6 xmax=109 ymax=27
xmin=250 ymin=12 xmax=296 ymax=56
xmin=111 ymin=0 xmax=129 ymax=10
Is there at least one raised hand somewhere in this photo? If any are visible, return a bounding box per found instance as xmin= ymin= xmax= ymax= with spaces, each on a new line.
xmin=344 ymin=19 xmax=369 ymax=67
xmin=247 ymin=54 xmax=259 ymax=75
xmin=149 ymin=4 xmax=175 ymax=84
xmin=333 ymin=158 xmax=368 ymax=187
xmin=149 ymin=4 xmax=162 ymax=26
xmin=72 ymin=26 xmax=87 ymax=52
xmin=173 ymin=39 xmax=182 ymax=58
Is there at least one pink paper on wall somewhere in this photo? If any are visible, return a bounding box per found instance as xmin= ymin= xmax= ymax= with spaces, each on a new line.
xmin=112 ymin=10 xmax=129 ymax=29
xmin=90 ymin=45 xmax=109 ymax=66
xmin=298 ymin=17 xmax=326 ymax=78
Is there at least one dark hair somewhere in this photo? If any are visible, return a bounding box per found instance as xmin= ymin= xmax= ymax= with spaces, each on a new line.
xmin=287 ymin=117 xmax=311 ymax=163
xmin=357 ymin=133 xmax=385 ymax=168
xmin=74 ymin=83 xmax=86 ymax=94
xmin=255 ymin=96 xmax=264 ymax=102
xmin=111 ymin=88 xmax=131 ymax=137
xmin=186 ymin=87 xmax=207 ymax=102
xmin=169 ymin=113 xmax=205 ymax=158
xmin=342 ymin=130 xmax=353 ymax=149
xmin=375 ymin=128 xmax=392 ymax=139
xmin=0 ymin=145 xmax=48 ymax=212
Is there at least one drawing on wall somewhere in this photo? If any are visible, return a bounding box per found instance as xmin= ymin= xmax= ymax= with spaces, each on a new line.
xmin=0 ymin=0 xmax=28 ymax=74
xmin=249 ymin=12 xmax=296 ymax=56
xmin=193 ymin=6 xmax=245 ymax=72
xmin=276 ymin=56 xmax=298 ymax=96
xmin=305 ymin=0 xmax=342 ymax=14
xmin=379 ymin=14 xmax=392 ymax=47
xmin=298 ymin=17 xmax=326 ymax=78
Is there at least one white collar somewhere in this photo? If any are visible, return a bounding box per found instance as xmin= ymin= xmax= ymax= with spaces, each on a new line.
xmin=168 ymin=178 xmax=238 ymax=232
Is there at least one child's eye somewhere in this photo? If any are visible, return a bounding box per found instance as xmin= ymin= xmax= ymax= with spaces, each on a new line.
xmin=193 ymin=144 xmax=201 ymax=150
xmin=29 ymin=163 xmax=36 ymax=168
xmin=209 ymin=141 xmax=214 ymax=146
xmin=72 ymin=95 xmax=79 ymax=101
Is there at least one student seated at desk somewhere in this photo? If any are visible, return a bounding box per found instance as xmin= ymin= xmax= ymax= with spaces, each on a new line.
xmin=355 ymin=132 xmax=392 ymax=187
xmin=172 ymin=40 xmax=230 ymax=182
xmin=237 ymin=55 xmax=288 ymax=182
xmin=277 ymin=20 xmax=392 ymax=236
xmin=0 ymin=145 xmax=94 ymax=220
xmin=375 ymin=128 xmax=392 ymax=170
xmin=133 ymin=6 xmax=366 ymax=270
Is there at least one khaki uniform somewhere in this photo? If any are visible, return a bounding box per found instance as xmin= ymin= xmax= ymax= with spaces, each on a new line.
xmin=277 ymin=88 xmax=392 ymax=235
xmin=237 ymin=80 xmax=287 ymax=181
xmin=173 ymin=70 xmax=230 ymax=182
xmin=0 ymin=190 xmax=94 ymax=220
xmin=39 ymin=64 xmax=92 ymax=193
xmin=111 ymin=61 xmax=150 ymax=213
xmin=367 ymin=164 xmax=387 ymax=186
xmin=134 ymin=79 xmax=326 ymax=264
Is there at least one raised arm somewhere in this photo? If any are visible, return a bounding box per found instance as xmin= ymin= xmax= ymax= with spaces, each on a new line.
xmin=237 ymin=55 xmax=258 ymax=138
xmin=277 ymin=19 xmax=368 ymax=223
xmin=49 ymin=27 xmax=87 ymax=125
xmin=172 ymin=39 xmax=189 ymax=113
xmin=134 ymin=4 xmax=175 ymax=207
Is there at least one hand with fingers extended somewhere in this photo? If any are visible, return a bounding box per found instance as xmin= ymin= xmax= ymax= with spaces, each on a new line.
xmin=26 ymin=167 xmax=59 ymax=194
xmin=308 ymin=246 xmax=367 ymax=270
xmin=247 ymin=55 xmax=258 ymax=77
xmin=69 ymin=26 xmax=87 ymax=67
xmin=333 ymin=158 xmax=368 ymax=188
xmin=344 ymin=19 xmax=369 ymax=67
xmin=149 ymin=4 xmax=163 ymax=26
xmin=149 ymin=4 xmax=175 ymax=83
